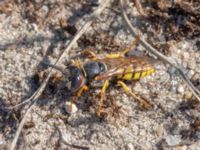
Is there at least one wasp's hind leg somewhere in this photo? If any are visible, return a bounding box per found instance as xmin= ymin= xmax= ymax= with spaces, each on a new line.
xmin=117 ymin=81 xmax=152 ymax=109
xmin=96 ymin=80 xmax=109 ymax=117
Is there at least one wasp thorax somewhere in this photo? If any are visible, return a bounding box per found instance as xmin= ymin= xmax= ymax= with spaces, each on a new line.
xmin=83 ymin=61 xmax=106 ymax=80
xmin=68 ymin=65 xmax=85 ymax=92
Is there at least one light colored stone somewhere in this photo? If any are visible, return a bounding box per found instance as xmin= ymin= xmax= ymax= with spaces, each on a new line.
xmin=165 ymin=135 xmax=181 ymax=146
xmin=65 ymin=102 xmax=78 ymax=114
xmin=177 ymin=85 xmax=185 ymax=94
xmin=174 ymin=145 xmax=187 ymax=150
xmin=183 ymin=91 xmax=193 ymax=100
xmin=182 ymin=52 xmax=189 ymax=61
xmin=187 ymin=70 xmax=195 ymax=79
xmin=126 ymin=143 xmax=135 ymax=150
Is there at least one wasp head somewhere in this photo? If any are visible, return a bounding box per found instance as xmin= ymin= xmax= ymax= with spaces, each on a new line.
xmin=67 ymin=65 xmax=86 ymax=92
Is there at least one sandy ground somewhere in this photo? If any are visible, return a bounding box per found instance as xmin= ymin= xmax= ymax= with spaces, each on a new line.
xmin=0 ymin=0 xmax=200 ymax=150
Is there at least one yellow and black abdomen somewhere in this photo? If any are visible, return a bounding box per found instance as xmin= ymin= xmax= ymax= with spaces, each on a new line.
xmin=117 ymin=63 xmax=155 ymax=81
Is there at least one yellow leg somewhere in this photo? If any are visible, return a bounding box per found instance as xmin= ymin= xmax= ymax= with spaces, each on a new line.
xmin=81 ymin=36 xmax=140 ymax=60
xmin=105 ymin=53 xmax=123 ymax=59
xmin=67 ymin=85 xmax=88 ymax=114
xmin=105 ymin=35 xmax=140 ymax=59
xmin=120 ymin=35 xmax=140 ymax=55
xmin=72 ymin=85 xmax=89 ymax=102
xmin=81 ymin=49 xmax=98 ymax=60
xmin=96 ymin=80 xmax=109 ymax=117
xmin=117 ymin=81 xmax=152 ymax=109
xmin=71 ymin=58 xmax=83 ymax=68
xmin=77 ymin=85 xmax=89 ymax=97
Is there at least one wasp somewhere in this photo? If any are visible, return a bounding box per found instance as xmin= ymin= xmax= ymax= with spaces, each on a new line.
xmin=52 ymin=37 xmax=156 ymax=117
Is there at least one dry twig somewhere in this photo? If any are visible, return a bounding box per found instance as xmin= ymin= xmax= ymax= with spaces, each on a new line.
xmin=133 ymin=0 xmax=148 ymax=17
xmin=10 ymin=1 xmax=110 ymax=150
xmin=120 ymin=0 xmax=200 ymax=101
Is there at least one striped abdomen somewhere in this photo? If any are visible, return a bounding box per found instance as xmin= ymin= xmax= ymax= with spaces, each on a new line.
xmin=117 ymin=64 xmax=155 ymax=81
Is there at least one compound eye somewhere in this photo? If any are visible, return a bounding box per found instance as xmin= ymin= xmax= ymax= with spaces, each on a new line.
xmin=68 ymin=66 xmax=85 ymax=92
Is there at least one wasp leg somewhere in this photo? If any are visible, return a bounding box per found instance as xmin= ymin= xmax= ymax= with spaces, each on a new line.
xmin=117 ymin=81 xmax=152 ymax=109
xmin=104 ymin=36 xmax=140 ymax=59
xmin=96 ymin=80 xmax=109 ymax=117
xmin=81 ymin=36 xmax=140 ymax=60
xmin=72 ymin=85 xmax=89 ymax=102
xmin=71 ymin=58 xmax=82 ymax=68
xmin=66 ymin=85 xmax=89 ymax=114
xmin=81 ymin=49 xmax=122 ymax=60
xmin=81 ymin=49 xmax=99 ymax=60
xmin=120 ymin=35 xmax=140 ymax=55
xmin=77 ymin=85 xmax=89 ymax=98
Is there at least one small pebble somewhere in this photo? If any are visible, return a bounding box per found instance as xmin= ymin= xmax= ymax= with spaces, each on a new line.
xmin=188 ymin=142 xmax=200 ymax=150
xmin=41 ymin=5 xmax=49 ymax=14
xmin=182 ymin=52 xmax=189 ymax=61
xmin=35 ymin=0 xmax=43 ymax=3
xmin=126 ymin=143 xmax=134 ymax=150
xmin=183 ymin=91 xmax=193 ymax=100
xmin=177 ymin=85 xmax=185 ymax=94
xmin=175 ymin=145 xmax=187 ymax=150
xmin=65 ymin=102 xmax=78 ymax=114
xmin=192 ymin=73 xmax=200 ymax=81
xmin=155 ymin=125 xmax=164 ymax=138
xmin=165 ymin=135 xmax=181 ymax=146
xmin=187 ymin=70 xmax=195 ymax=79
xmin=187 ymin=61 xmax=196 ymax=70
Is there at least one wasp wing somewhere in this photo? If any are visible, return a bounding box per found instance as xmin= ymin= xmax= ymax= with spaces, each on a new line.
xmin=95 ymin=56 xmax=155 ymax=80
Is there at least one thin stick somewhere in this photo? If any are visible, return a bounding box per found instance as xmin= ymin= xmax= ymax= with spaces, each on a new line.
xmin=119 ymin=0 xmax=200 ymax=101
xmin=10 ymin=1 xmax=110 ymax=150
xmin=10 ymin=102 xmax=35 ymax=150
xmin=133 ymin=0 xmax=148 ymax=17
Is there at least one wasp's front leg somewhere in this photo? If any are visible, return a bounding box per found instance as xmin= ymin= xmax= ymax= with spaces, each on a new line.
xmin=72 ymin=85 xmax=89 ymax=102
xmin=66 ymin=85 xmax=89 ymax=114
